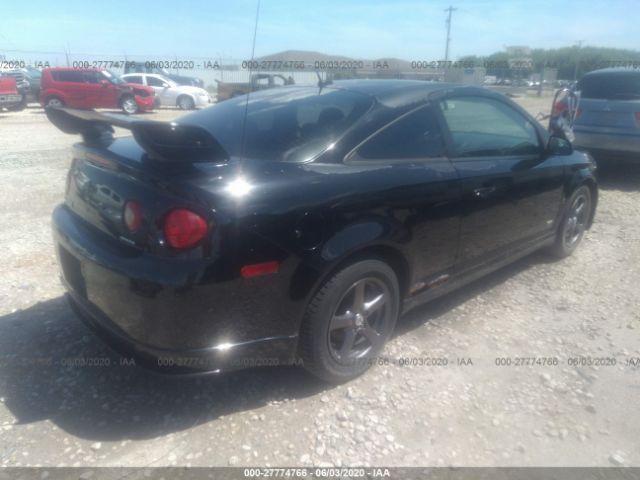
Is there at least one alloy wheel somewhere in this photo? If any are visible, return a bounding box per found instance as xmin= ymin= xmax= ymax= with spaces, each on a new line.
xmin=327 ymin=277 xmax=391 ymax=363
xmin=122 ymin=97 xmax=138 ymax=114
xmin=47 ymin=98 xmax=63 ymax=108
xmin=563 ymin=192 xmax=589 ymax=249
xmin=179 ymin=96 xmax=194 ymax=110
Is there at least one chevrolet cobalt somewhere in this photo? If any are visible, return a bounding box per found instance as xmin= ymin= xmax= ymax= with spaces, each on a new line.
xmin=49 ymin=80 xmax=597 ymax=383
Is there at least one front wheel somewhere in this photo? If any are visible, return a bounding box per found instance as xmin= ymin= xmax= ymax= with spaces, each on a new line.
xmin=177 ymin=95 xmax=195 ymax=110
xmin=299 ymin=259 xmax=400 ymax=383
xmin=550 ymin=185 xmax=592 ymax=258
xmin=121 ymin=96 xmax=139 ymax=114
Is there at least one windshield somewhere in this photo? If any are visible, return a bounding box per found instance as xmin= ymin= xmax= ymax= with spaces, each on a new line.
xmin=578 ymin=73 xmax=640 ymax=100
xmin=101 ymin=70 xmax=125 ymax=85
xmin=180 ymin=87 xmax=373 ymax=163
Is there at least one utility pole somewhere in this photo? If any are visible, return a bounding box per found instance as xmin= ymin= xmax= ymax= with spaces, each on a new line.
xmin=64 ymin=42 xmax=70 ymax=67
xmin=444 ymin=6 xmax=457 ymax=63
xmin=573 ymin=40 xmax=583 ymax=81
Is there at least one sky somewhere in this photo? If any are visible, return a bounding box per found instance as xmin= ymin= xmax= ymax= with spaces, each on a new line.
xmin=1 ymin=0 xmax=639 ymax=62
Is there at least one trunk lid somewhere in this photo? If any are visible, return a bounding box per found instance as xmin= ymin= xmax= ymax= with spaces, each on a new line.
xmin=47 ymin=108 xmax=234 ymax=253
xmin=575 ymin=98 xmax=640 ymax=132
xmin=66 ymin=137 xmax=238 ymax=253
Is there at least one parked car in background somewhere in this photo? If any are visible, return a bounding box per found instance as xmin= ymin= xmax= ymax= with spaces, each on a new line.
xmin=0 ymin=68 xmax=29 ymax=110
xmin=123 ymin=62 xmax=204 ymax=88
xmin=121 ymin=73 xmax=210 ymax=109
xmin=568 ymin=68 xmax=640 ymax=161
xmin=483 ymin=75 xmax=497 ymax=85
xmin=0 ymin=74 xmax=24 ymax=111
xmin=21 ymin=66 xmax=43 ymax=102
xmin=0 ymin=67 xmax=44 ymax=106
xmin=40 ymin=68 xmax=155 ymax=114
xmin=216 ymin=73 xmax=294 ymax=101
xmin=48 ymin=80 xmax=597 ymax=383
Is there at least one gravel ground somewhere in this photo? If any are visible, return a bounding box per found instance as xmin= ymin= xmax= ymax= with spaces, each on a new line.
xmin=0 ymin=98 xmax=639 ymax=469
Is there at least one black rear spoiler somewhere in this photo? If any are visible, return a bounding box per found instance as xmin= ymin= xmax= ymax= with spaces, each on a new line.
xmin=46 ymin=107 xmax=229 ymax=162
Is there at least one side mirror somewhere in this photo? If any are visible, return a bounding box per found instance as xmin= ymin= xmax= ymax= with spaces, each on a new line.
xmin=547 ymin=135 xmax=573 ymax=156
xmin=162 ymin=83 xmax=170 ymax=88
xmin=100 ymin=80 xmax=110 ymax=87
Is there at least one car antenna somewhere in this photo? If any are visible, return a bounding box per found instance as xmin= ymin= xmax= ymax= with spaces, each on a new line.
xmin=239 ymin=0 xmax=261 ymax=161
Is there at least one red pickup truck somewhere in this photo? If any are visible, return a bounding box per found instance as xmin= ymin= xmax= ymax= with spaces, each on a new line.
xmin=0 ymin=76 xmax=24 ymax=111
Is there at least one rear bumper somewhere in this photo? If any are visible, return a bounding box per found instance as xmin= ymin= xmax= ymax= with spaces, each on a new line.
xmin=573 ymin=128 xmax=640 ymax=159
xmin=52 ymin=204 xmax=299 ymax=374
xmin=66 ymin=289 xmax=297 ymax=374
xmin=0 ymin=94 xmax=22 ymax=107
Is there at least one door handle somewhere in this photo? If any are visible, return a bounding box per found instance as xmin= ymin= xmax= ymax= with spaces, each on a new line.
xmin=473 ymin=186 xmax=497 ymax=198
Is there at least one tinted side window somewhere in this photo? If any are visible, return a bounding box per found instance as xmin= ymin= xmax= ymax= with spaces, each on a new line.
xmin=578 ymin=73 xmax=640 ymax=100
xmin=147 ymin=76 xmax=165 ymax=87
xmin=82 ymin=72 xmax=100 ymax=83
xmin=439 ymin=96 xmax=540 ymax=157
xmin=126 ymin=75 xmax=143 ymax=84
xmin=52 ymin=70 xmax=84 ymax=82
xmin=356 ymin=107 xmax=445 ymax=160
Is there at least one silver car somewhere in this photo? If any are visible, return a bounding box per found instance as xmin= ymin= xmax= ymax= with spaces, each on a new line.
xmin=572 ymin=68 xmax=640 ymax=160
xmin=121 ymin=73 xmax=211 ymax=110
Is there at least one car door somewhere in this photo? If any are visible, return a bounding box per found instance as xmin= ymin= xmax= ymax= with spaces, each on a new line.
xmin=435 ymin=93 xmax=565 ymax=271
xmin=96 ymin=71 xmax=119 ymax=108
xmin=80 ymin=71 xmax=103 ymax=107
xmin=56 ymin=70 xmax=86 ymax=107
xmin=146 ymin=75 xmax=172 ymax=105
xmin=346 ymin=105 xmax=462 ymax=290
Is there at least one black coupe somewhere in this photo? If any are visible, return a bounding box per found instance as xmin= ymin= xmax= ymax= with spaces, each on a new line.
xmin=49 ymin=80 xmax=597 ymax=382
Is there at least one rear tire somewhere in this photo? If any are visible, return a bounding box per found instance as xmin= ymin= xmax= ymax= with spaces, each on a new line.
xmin=177 ymin=95 xmax=195 ymax=110
xmin=549 ymin=185 xmax=592 ymax=258
xmin=8 ymin=96 xmax=27 ymax=111
xmin=299 ymin=259 xmax=400 ymax=383
xmin=45 ymin=96 xmax=64 ymax=108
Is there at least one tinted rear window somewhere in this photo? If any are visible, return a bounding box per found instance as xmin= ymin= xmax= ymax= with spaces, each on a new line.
xmin=578 ymin=73 xmax=640 ymax=100
xmin=180 ymin=87 xmax=373 ymax=162
xmin=51 ymin=70 xmax=84 ymax=82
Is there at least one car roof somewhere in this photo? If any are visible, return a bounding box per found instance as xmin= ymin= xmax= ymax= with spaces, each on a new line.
xmin=125 ymin=72 xmax=169 ymax=80
xmin=270 ymin=79 xmax=493 ymax=108
xmin=328 ymin=79 xmax=458 ymax=95
xmin=45 ymin=67 xmax=105 ymax=72
xmin=582 ymin=68 xmax=640 ymax=77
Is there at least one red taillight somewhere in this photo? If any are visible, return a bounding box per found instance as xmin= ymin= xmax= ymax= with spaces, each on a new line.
xmin=240 ymin=261 xmax=279 ymax=279
xmin=163 ymin=209 xmax=208 ymax=250
xmin=634 ymin=112 xmax=640 ymax=121
xmin=552 ymin=101 xmax=567 ymax=115
xmin=575 ymin=107 xmax=582 ymax=119
xmin=124 ymin=200 xmax=142 ymax=231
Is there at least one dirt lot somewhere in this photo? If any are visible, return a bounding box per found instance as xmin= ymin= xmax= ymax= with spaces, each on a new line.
xmin=0 ymin=97 xmax=639 ymax=469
